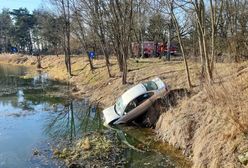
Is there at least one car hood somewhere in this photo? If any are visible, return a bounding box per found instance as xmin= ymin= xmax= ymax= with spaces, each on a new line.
xmin=103 ymin=105 xmax=120 ymax=125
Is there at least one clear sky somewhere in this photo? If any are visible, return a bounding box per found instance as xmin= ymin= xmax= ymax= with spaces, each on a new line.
xmin=0 ymin=0 xmax=45 ymax=12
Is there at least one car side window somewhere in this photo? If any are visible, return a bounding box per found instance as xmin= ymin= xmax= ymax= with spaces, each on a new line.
xmin=124 ymin=92 xmax=154 ymax=113
xmin=125 ymin=100 xmax=137 ymax=113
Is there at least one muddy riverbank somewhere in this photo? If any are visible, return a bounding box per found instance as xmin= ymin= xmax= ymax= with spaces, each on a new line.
xmin=1 ymin=54 xmax=248 ymax=167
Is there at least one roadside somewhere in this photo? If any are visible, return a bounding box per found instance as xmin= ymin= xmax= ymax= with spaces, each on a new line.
xmin=0 ymin=53 xmax=248 ymax=167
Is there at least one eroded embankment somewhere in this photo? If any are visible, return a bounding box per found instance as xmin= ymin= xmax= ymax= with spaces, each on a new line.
xmin=156 ymin=66 xmax=248 ymax=168
xmin=1 ymin=53 xmax=248 ymax=167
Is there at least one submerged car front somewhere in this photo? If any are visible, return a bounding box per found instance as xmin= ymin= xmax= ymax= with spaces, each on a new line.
xmin=102 ymin=105 xmax=119 ymax=125
xmin=103 ymin=77 xmax=168 ymax=125
xmin=103 ymin=84 xmax=147 ymax=125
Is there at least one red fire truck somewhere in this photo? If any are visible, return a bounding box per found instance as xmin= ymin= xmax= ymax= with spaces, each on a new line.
xmin=132 ymin=41 xmax=177 ymax=57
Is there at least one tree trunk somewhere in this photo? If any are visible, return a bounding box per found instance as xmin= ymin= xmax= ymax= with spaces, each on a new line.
xmin=37 ymin=55 xmax=42 ymax=69
xmin=73 ymin=9 xmax=94 ymax=71
xmin=100 ymin=43 xmax=112 ymax=77
xmin=194 ymin=0 xmax=213 ymax=84
xmin=171 ymin=8 xmax=192 ymax=89
xmin=166 ymin=1 xmax=174 ymax=61
xmin=66 ymin=0 xmax=72 ymax=76
xmin=61 ymin=0 xmax=72 ymax=76
xmin=94 ymin=0 xmax=111 ymax=77
xmin=121 ymin=45 xmax=128 ymax=84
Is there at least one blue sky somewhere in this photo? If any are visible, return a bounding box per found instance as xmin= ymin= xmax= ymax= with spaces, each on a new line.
xmin=0 ymin=0 xmax=45 ymax=12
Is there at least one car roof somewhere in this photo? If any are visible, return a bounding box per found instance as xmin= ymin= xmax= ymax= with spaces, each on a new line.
xmin=121 ymin=83 xmax=147 ymax=106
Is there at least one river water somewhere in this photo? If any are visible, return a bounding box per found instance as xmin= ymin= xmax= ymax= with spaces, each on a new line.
xmin=0 ymin=63 xmax=188 ymax=168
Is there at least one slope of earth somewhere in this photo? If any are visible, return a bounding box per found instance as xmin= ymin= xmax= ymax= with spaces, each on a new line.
xmin=156 ymin=63 xmax=248 ymax=167
xmin=1 ymin=53 xmax=248 ymax=167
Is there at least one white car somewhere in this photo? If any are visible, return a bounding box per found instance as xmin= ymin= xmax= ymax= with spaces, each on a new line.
xmin=103 ymin=77 xmax=169 ymax=125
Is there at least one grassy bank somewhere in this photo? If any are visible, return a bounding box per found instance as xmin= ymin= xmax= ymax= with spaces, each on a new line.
xmin=156 ymin=64 xmax=248 ymax=167
xmin=0 ymin=53 xmax=201 ymax=106
xmin=0 ymin=53 xmax=248 ymax=167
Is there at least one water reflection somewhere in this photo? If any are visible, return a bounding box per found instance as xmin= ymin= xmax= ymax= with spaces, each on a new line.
xmin=33 ymin=71 xmax=49 ymax=86
xmin=0 ymin=73 xmax=102 ymax=167
xmin=103 ymin=125 xmax=177 ymax=168
xmin=0 ymin=64 xmax=31 ymax=89
xmin=44 ymin=99 xmax=102 ymax=142
xmin=0 ymin=64 xmax=27 ymax=75
xmin=0 ymin=64 xmax=64 ymax=97
xmin=0 ymin=63 xmax=184 ymax=168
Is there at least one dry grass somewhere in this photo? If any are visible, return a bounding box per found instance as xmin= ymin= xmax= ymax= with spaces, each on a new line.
xmin=0 ymin=54 xmax=201 ymax=106
xmin=1 ymin=53 xmax=248 ymax=167
xmin=156 ymin=62 xmax=248 ymax=168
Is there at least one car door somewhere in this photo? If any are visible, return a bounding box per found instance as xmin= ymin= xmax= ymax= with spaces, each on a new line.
xmin=114 ymin=92 xmax=155 ymax=124
xmin=124 ymin=92 xmax=154 ymax=114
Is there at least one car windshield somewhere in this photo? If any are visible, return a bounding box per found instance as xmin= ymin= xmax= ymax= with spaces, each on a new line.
xmin=142 ymin=81 xmax=158 ymax=91
xmin=114 ymin=96 xmax=125 ymax=115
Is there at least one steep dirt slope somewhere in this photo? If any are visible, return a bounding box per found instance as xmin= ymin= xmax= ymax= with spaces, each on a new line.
xmin=156 ymin=65 xmax=248 ymax=168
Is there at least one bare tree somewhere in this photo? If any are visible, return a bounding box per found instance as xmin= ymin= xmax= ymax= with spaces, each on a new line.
xmin=108 ymin=0 xmax=134 ymax=84
xmin=62 ymin=0 xmax=72 ymax=76
xmin=169 ymin=0 xmax=192 ymax=88
xmin=189 ymin=0 xmax=213 ymax=83
xmin=137 ymin=0 xmax=145 ymax=58
xmin=71 ymin=0 xmax=111 ymax=77
xmin=92 ymin=0 xmax=112 ymax=77
xmin=209 ymin=0 xmax=223 ymax=78
xmin=71 ymin=0 xmax=94 ymax=71
xmin=51 ymin=0 xmax=72 ymax=76
xmin=166 ymin=1 xmax=173 ymax=61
